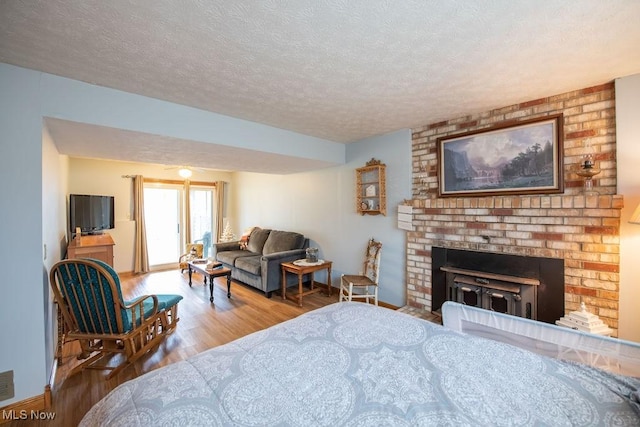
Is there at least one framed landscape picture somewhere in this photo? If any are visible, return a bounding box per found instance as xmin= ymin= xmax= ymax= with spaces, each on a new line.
xmin=437 ymin=114 xmax=564 ymax=197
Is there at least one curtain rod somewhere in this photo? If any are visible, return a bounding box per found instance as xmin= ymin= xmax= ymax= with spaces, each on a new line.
xmin=121 ymin=175 xmax=217 ymax=186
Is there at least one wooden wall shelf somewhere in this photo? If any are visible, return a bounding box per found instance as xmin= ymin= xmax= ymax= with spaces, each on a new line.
xmin=356 ymin=159 xmax=386 ymax=216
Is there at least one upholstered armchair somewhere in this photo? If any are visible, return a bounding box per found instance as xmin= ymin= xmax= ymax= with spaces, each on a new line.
xmin=179 ymin=243 xmax=204 ymax=273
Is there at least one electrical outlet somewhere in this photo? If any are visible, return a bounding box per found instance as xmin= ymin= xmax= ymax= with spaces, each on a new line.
xmin=0 ymin=370 xmax=14 ymax=401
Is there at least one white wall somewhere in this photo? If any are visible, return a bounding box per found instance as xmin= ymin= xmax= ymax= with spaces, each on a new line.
xmin=68 ymin=158 xmax=233 ymax=272
xmin=0 ymin=65 xmax=46 ymax=405
xmin=40 ymin=73 xmax=343 ymax=163
xmin=616 ymin=72 xmax=640 ymax=342
xmin=41 ymin=126 xmax=69 ymax=382
xmin=231 ymin=129 xmax=412 ymax=306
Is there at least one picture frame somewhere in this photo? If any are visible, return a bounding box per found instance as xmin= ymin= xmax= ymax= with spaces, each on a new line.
xmin=365 ymin=184 xmax=376 ymax=197
xmin=437 ymin=114 xmax=564 ymax=197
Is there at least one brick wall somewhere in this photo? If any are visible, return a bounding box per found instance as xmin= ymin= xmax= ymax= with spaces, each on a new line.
xmin=407 ymin=83 xmax=623 ymax=334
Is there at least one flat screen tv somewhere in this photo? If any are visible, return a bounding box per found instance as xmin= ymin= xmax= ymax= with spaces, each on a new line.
xmin=69 ymin=194 xmax=115 ymax=235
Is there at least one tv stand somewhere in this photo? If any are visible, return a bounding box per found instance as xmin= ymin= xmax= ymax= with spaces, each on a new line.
xmin=67 ymin=233 xmax=115 ymax=267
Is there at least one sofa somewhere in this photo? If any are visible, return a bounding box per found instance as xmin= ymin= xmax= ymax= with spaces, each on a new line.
xmin=212 ymin=227 xmax=309 ymax=297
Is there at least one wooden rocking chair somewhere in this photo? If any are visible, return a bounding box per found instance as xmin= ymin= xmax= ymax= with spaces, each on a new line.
xmin=50 ymin=258 xmax=183 ymax=379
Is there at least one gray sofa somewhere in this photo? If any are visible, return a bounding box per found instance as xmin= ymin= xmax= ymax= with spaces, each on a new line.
xmin=212 ymin=228 xmax=309 ymax=297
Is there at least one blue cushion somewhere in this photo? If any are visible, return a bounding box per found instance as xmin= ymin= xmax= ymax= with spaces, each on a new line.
xmin=156 ymin=294 xmax=183 ymax=310
xmin=87 ymin=258 xmax=133 ymax=329
xmin=124 ymin=297 xmax=159 ymax=329
xmin=58 ymin=258 xmax=124 ymax=333
xmin=124 ymin=294 xmax=182 ymax=327
xmin=124 ymin=294 xmax=183 ymax=329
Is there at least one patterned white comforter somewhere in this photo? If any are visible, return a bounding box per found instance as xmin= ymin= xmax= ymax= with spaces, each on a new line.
xmin=81 ymin=302 xmax=640 ymax=426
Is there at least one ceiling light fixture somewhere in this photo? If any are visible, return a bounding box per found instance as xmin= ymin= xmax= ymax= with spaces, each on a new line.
xmin=178 ymin=167 xmax=192 ymax=179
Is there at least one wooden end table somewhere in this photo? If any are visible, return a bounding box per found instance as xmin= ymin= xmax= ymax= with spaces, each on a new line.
xmin=188 ymin=261 xmax=232 ymax=302
xmin=281 ymin=260 xmax=332 ymax=307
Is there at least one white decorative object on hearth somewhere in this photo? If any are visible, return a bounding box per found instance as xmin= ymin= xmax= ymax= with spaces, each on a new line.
xmin=556 ymin=302 xmax=612 ymax=336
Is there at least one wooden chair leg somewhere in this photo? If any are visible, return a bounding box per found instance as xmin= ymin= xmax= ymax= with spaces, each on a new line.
xmin=160 ymin=304 xmax=180 ymax=332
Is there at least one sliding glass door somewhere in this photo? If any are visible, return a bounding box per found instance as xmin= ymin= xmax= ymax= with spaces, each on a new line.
xmin=143 ymin=185 xmax=182 ymax=268
xmin=143 ymin=182 xmax=216 ymax=268
xmin=190 ymin=186 xmax=215 ymax=258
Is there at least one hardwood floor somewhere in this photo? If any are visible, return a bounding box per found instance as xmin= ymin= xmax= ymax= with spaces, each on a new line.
xmin=14 ymin=269 xmax=338 ymax=426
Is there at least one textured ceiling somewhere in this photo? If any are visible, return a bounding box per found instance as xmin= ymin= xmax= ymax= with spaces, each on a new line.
xmin=1 ymin=0 xmax=640 ymax=172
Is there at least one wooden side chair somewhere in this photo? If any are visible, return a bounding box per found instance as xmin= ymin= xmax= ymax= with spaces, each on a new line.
xmin=179 ymin=243 xmax=204 ymax=273
xmin=50 ymin=258 xmax=183 ymax=379
xmin=339 ymin=238 xmax=382 ymax=305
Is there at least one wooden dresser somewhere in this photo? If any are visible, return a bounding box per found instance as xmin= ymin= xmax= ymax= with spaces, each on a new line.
xmin=67 ymin=233 xmax=115 ymax=267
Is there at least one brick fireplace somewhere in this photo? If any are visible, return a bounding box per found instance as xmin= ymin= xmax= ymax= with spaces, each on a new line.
xmin=406 ymin=83 xmax=623 ymax=335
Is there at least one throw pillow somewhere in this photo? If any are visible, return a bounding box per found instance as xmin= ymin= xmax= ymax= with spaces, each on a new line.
xmin=262 ymin=230 xmax=304 ymax=255
xmin=246 ymin=228 xmax=271 ymax=253
xmin=239 ymin=227 xmax=255 ymax=250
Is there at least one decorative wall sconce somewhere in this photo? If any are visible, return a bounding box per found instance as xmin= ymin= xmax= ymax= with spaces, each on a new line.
xmin=575 ymin=152 xmax=601 ymax=194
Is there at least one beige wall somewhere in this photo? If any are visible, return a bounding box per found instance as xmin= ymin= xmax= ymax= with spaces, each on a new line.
xmin=41 ymin=125 xmax=69 ymax=382
xmin=616 ymin=73 xmax=640 ymax=342
xmin=230 ymin=129 xmax=413 ymax=307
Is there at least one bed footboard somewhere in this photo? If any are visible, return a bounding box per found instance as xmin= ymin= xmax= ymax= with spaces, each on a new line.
xmin=442 ymin=301 xmax=640 ymax=377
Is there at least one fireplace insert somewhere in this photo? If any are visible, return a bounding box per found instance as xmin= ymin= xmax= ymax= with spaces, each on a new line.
xmin=432 ymin=247 xmax=564 ymax=324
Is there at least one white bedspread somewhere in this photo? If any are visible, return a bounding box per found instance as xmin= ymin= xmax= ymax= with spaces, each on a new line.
xmin=81 ymin=302 xmax=640 ymax=426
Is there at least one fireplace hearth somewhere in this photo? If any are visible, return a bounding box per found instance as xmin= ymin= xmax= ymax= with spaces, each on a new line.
xmin=432 ymin=247 xmax=564 ymax=324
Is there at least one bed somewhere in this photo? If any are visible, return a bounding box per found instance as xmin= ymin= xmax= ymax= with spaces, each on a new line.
xmin=81 ymin=302 xmax=640 ymax=426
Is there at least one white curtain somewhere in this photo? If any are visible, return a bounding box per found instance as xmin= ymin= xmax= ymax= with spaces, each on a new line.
xmin=184 ymin=179 xmax=191 ymax=244
xmin=133 ymin=175 xmax=150 ymax=273
xmin=215 ymin=181 xmax=225 ymax=242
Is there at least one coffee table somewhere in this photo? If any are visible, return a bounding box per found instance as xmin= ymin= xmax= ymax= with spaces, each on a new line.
xmin=188 ymin=261 xmax=232 ymax=302
xmin=281 ymin=260 xmax=332 ymax=307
